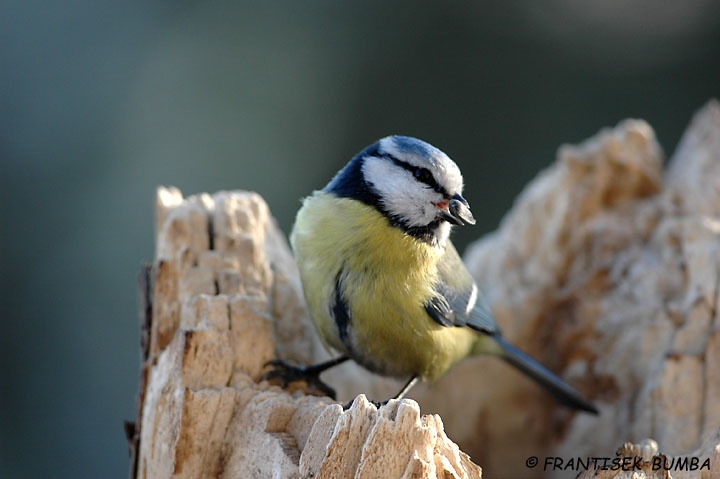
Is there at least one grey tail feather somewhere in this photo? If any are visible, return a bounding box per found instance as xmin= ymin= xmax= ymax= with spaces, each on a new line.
xmin=494 ymin=335 xmax=599 ymax=415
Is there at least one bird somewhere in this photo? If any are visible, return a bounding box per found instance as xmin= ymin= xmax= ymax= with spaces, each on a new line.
xmin=265 ymin=135 xmax=598 ymax=414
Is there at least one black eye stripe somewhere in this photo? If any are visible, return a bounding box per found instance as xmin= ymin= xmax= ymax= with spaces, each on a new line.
xmin=414 ymin=168 xmax=433 ymax=183
xmin=385 ymin=154 xmax=447 ymax=196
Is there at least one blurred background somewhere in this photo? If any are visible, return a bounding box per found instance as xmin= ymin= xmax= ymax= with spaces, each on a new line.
xmin=1 ymin=1 xmax=718 ymax=477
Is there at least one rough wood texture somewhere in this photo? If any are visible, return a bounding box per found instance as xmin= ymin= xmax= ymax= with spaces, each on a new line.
xmin=135 ymin=189 xmax=480 ymax=478
xmin=435 ymin=100 xmax=720 ymax=477
xmin=132 ymin=100 xmax=720 ymax=478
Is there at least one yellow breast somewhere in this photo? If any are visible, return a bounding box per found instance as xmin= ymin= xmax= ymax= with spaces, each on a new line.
xmin=290 ymin=191 xmax=476 ymax=381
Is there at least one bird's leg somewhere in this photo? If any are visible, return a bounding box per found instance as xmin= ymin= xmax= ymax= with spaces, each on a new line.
xmin=393 ymin=375 xmax=419 ymax=401
xmin=263 ymin=356 xmax=349 ymax=399
xmin=343 ymin=375 xmax=419 ymax=410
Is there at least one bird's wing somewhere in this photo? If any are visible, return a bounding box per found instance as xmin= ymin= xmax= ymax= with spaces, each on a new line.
xmin=426 ymin=244 xmax=598 ymax=414
xmin=424 ymin=241 xmax=500 ymax=335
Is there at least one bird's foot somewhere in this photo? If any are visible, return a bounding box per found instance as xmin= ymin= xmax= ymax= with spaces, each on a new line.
xmin=262 ymin=359 xmax=337 ymax=399
xmin=342 ymin=376 xmax=418 ymax=410
xmin=342 ymin=396 xmax=387 ymax=410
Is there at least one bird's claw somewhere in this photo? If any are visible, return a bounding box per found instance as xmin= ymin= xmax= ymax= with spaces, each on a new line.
xmin=342 ymin=396 xmax=387 ymax=410
xmin=262 ymin=359 xmax=337 ymax=399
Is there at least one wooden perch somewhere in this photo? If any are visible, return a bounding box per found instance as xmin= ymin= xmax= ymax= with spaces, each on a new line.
xmin=129 ymin=100 xmax=720 ymax=478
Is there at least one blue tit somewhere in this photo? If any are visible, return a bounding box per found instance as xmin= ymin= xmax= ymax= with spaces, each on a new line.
xmin=272 ymin=135 xmax=597 ymax=414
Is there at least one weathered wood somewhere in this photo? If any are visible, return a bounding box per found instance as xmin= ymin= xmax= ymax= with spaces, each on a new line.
xmin=439 ymin=100 xmax=720 ymax=477
xmin=131 ymin=100 xmax=720 ymax=478
xmin=134 ymin=188 xmax=480 ymax=478
xmin=126 ymin=263 xmax=152 ymax=479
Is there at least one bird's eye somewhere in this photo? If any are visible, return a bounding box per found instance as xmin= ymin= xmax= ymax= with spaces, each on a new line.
xmin=414 ymin=168 xmax=433 ymax=184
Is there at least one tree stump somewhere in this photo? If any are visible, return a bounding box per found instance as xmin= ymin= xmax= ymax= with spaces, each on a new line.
xmin=128 ymin=100 xmax=720 ymax=478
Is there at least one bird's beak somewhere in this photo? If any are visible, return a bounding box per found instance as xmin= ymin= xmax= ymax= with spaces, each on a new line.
xmin=439 ymin=194 xmax=476 ymax=226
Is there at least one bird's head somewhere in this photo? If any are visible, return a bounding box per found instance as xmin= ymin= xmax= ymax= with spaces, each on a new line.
xmin=326 ymin=135 xmax=475 ymax=245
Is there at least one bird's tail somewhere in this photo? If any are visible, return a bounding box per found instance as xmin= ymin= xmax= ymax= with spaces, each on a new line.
xmin=494 ymin=335 xmax=598 ymax=414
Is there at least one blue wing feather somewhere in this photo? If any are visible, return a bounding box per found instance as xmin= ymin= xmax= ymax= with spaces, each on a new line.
xmin=425 ymin=241 xmax=499 ymax=335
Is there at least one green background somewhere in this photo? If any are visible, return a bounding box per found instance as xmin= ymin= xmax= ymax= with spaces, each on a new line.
xmin=2 ymin=1 xmax=718 ymax=477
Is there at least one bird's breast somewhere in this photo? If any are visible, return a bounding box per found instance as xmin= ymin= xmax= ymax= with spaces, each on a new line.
xmin=291 ymin=192 xmax=476 ymax=380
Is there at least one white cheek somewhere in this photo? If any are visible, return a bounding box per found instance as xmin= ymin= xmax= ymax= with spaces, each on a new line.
xmin=386 ymin=193 xmax=434 ymax=227
xmin=362 ymin=156 xmax=445 ymax=227
xmin=362 ymin=157 xmax=402 ymax=196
